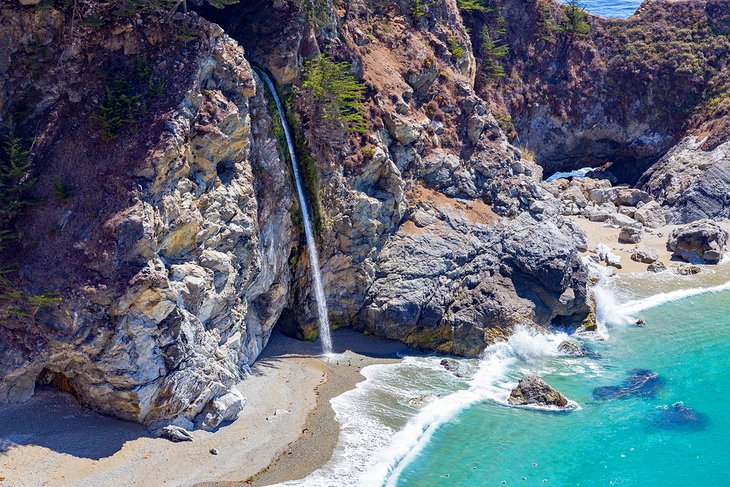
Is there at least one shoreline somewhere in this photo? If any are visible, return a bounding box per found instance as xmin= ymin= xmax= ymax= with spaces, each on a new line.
xmin=0 ymin=329 xmax=406 ymax=487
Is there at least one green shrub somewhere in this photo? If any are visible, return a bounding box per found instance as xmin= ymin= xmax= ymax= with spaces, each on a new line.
xmin=299 ymin=55 xmax=367 ymax=134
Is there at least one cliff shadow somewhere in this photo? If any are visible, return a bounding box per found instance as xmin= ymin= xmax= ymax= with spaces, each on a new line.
xmin=258 ymin=327 xmax=412 ymax=363
xmin=0 ymin=387 xmax=151 ymax=460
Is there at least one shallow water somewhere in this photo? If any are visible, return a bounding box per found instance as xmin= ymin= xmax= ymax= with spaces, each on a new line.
xmin=395 ymin=270 xmax=730 ymax=487
xmin=581 ymin=0 xmax=642 ymax=18
xmin=287 ymin=265 xmax=730 ymax=486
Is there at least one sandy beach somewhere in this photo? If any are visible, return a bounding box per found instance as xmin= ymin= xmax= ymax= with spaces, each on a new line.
xmin=570 ymin=216 xmax=730 ymax=275
xmin=0 ymin=329 xmax=406 ymax=487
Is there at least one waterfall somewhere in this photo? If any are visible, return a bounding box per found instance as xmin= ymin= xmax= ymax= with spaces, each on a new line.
xmin=256 ymin=69 xmax=333 ymax=355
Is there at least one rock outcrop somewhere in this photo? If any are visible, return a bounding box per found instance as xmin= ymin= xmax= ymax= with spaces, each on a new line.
xmin=0 ymin=6 xmax=293 ymax=429
xmin=668 ymin=220 xmax=729 ymax=264
xmin=210 ymin=0 xmax=591 ymax=357
xmin=508 ymin=375 xmax=570 ymax=409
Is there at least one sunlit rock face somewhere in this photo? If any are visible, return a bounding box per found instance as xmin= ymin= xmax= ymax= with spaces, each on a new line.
xmin=0 ymin=9 xmax=293 ymax=429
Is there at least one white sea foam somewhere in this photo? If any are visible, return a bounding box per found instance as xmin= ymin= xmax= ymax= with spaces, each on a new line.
xmin=620 ymin=280 xmax=730 ymax=317
xmin=280 ymin=328 xmax=573 ymax=487
xmin=545 ymin=167 xmax=593 ymax=182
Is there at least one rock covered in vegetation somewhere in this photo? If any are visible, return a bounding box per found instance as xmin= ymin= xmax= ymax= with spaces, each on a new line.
xmin=0 ymin=6 xmax=292 ymax=429
xmin=508 ymin=375 xmax=569 ymax=409
xmin=668 ymin=220 xmax=729 ymax=264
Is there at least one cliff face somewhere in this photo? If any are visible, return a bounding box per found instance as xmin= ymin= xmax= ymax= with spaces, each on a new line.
xmin=1 ymin=0 xmax=594 ymax=427
xmin=471 ymin=0 xmax=730 ymax=221
xmin=211 ymin=0 xmax=590 ymax=356
xmin=0 ymin=5 xmax=293 ymax=429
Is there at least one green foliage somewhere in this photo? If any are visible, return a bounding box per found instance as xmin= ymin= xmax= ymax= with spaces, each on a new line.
xmin=92 ymin=57 xmax=164 ymax=141
xmin=538 ymin=1 xmax=560 ymax=42
xmin=54 ymin=179 xmax=74 ymax=201
xmin=93 ymin=78 xmax=145 ymax=141
xmin=560 ymin=0 xmax=590 ymax=37
xmin=294 ymin=0 xmax=331 ymax=26
xmin=0 ymin=125 xmax=34 ymax=230
xmin=448 ymin=37 xmax=467 ymax=59
xmin=481 ymin=26 xmax=508 ymax=78
xmin=411 ymin=0 xmax=428 ymax=21
xmin=457 ymin=0 xmax=489 ymax=12
xmin=300 ymin=55 xmax=367 ymax=134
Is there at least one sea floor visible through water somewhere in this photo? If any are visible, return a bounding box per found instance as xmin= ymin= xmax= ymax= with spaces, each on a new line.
xmin=286 ymin=263 xmax=730 ymax=487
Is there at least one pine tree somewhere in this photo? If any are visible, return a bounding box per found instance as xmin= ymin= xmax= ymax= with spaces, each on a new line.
xmin=560 ymin=0 xmax=590 ymax=37
xmin=300 ymin=55 xmax=367 ymax=135
xmin=481 ymin=26 xmax=508 ymax=78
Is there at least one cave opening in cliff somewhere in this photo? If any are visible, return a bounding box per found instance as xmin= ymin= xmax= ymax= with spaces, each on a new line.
xmin=538 ymin=152 xmax=660 ymax=187
xmin=35 ymin=368 xmax=82 ymax=403
xmin=197 ymin=0 xmax=293 ymax=67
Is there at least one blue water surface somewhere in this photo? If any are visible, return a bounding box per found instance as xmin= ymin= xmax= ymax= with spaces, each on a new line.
xmin=395 ymin=282 xmax=730 ymax=486
xmin=581 ymin=0 xmax=642 ymax=18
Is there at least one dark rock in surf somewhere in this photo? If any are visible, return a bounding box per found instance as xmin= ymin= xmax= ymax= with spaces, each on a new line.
xmin=440 ymin=358 xmax=468 ymax=378
xmin=593 ymin=369 xmax=665 ymax=400
xmin=651 ymin=403 xmax=709 ymax=431
xmin=508 ymin=375 xmax=569 ymax=409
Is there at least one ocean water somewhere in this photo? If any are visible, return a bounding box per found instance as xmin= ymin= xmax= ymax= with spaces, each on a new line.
xmin=288 ymin=265 xmax=730 ymax=487
xmin=580 ymin=0 xmax=642 ymax=18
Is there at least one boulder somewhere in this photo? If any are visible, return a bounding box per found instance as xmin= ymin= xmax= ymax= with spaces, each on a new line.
xmin=651 ymin=402 xmax=710 ymax=431
xmin=557 ymin=340 xmax=584 ymax=357
xmin=589 ymin=188 xmax=652 ymax=207
xmin=159 ymin=425 xmax=194 ymax=442
xmin=440 ymin=358 xmax=468 ymax=378
xmin=508 ymin=375 xmax=569 ymax=408
xmin=592 ymin=369 xmax=664 ymax=400
xmin=647 ymin=261 xmax=667 ymax=273
xmin=194 ymin=390 xmax=245 ymax=430
xmin=677 ymin=264 xmax=701 ymax=275
xmin=619 ymin=226 xmax=643 ymax=244
xmin=596 ymin=243 xmax=622 ymax=268
xmin=631 ymin=249 xmax=658 ymax=264
xmin=667 ymin=220 xmax=728 ymax=264
xmin=634 ymin=201 xmax=666 ymax=229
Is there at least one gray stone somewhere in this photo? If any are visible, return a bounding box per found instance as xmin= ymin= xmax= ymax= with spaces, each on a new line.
xmin=634 ymin=201 xmax=666 ymax=229
xmin=508 ymin=375 xmax=570 ymax=408
xmin=619 ymin=226 xmax=643 ymax=244
xmin=631 ymin=249 xmax=658 ymax=264
xmin=159 ymin=425 xmax=194 ymax=442
xmin=440 ymin=358 xmax=468 ymax=378
xmin=647 ymin=261 xmax=667 ymax=273
xmin=667 ymin=219 xmax=728 ymax=264
xmin=558 ymin=340 xmax=585 ymax=357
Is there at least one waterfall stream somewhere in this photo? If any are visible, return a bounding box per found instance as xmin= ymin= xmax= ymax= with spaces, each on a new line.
xmin=256 ymin=69 xmax=333 ymax=354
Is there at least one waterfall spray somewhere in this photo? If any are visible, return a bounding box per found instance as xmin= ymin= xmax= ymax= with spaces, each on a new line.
xmin=256 ymin=69 xmax=333 ymax=355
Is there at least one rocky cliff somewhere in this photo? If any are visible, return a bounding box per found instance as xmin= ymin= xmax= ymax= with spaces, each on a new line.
xmin=470 ymin=0 xmax=729 ymax=222
xmin=0 ymin=0 xmax=624 ymax=428
xmin=208 ymin=0 xmax=590 ymax=356
xmin=0 ymin=4 xmax=293 ymax=429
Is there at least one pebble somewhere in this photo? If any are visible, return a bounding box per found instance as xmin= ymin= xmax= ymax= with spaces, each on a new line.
xmin=209 ymin=448 xmax=218 ymax=455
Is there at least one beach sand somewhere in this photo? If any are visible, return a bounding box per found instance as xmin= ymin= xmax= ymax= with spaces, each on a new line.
xmin=570 ymin=216 xmax=730 ymax=275
xmin=0 ymin=329 xmax=407 ymax=487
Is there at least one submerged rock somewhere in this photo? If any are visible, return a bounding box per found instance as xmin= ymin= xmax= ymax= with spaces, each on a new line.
xmin=557 ymin=340 xmax=601 ymax=359
xmin=651 ymin=403 xmax=710 ymax=431
xmin=593 ymin=369 xmax=665 ymax=400
xmin=508 ymin=375 xmax=570 ymax=409
xmin=667 ymin=220 xmax=728 ymax=264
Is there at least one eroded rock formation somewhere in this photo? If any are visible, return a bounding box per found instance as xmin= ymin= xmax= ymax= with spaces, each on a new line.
xmin=0 ymin=6 xmax=293 ymax=429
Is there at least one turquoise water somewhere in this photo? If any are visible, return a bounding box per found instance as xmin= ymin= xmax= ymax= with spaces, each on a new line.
xmin=580 ymin=0 xmax=641 ymax=18
xmin=394 ymin=275 xmax=730 ymax=486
